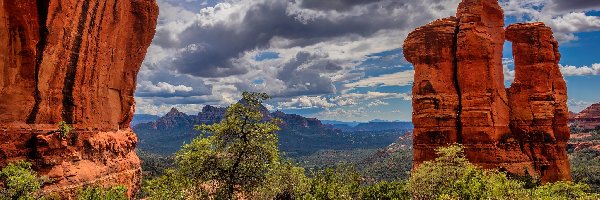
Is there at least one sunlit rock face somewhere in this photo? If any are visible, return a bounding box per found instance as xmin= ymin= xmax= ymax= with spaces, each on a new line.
xmin=404 ymin=0 xmax=571 ymax=183
xmin=0 ymin=0 xmax=158 ymax=198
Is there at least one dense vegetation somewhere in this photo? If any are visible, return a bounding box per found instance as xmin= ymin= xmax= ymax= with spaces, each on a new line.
xmin=2 ymin=93 xmax=599 ymax=199
xmin=139 ymin=92 xmax=600 ymax=199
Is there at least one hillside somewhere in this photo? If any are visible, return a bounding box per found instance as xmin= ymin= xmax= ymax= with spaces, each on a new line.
xmin=133 ymin=106 xmax=411 ymax=156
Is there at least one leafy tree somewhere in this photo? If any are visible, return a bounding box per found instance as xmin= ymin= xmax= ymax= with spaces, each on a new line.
xmin=146 ymin=92 xmax=281 ymax=199
xmin=532 ymin=181 xmax=600 ymax=199
xmin=360 ymin=181 xmax=409 ymax=200
xmin=299 ymin=165 xmax=362 ymax=200
xmin=0 ymin=161 xmax=42 ymax=200
xmin=142 ymin=169 xmax=207 ymax=200
xmin=253 ymin=159 xmax=310 ymax=200
xmin=409 ymin=144 xmax=527 ymax=199
xmin=76 ymin=185 xmax=128 ymax=200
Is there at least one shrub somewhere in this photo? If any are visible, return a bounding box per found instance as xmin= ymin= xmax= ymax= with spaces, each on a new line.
xmin=57 ymin=121 xmax=73 ymax=140
xmin=361 ymin=181 xmax=409 ymax=200
xmin=76 ymin=185 xmax=128 ymax=200
xmin=0 ymin=161 xmax=42 ymax=200
xmin=299 ymin=165 xmax=361 ymax=200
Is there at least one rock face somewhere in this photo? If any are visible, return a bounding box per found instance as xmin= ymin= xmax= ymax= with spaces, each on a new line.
xmin=572 ymin=103 xmax=600 ymax=130
xmin=404 ymin=0 xmax=571 ymax=182
xmin=0 ymin=0 xmax=158 ymax=198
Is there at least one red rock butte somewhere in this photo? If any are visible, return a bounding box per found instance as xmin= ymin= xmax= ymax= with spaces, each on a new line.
xmin=404 ymin=0 xmax=571 ymax=182
xmin=0 ymin=0 xmax=158 ymax=198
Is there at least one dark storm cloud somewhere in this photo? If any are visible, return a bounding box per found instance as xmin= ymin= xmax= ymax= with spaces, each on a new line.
xmin=156 ymin=0 xmax=446 ymax=78
xmin=300 ymin=0 xmax=383 ymax=11
xmin=549 ymin=0 xmax=600 ymax=13
xmin=274 ymin=52 xmax=339 ymax=97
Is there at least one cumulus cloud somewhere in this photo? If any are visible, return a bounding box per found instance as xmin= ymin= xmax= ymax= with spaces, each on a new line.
xmin=139 ymin=0 xmax=462 ymax=111
xmin=368 ymin=100 xmax=389 ymax=107
xmin=277 ymin=96 xmax=335 ymax=109
xmin=501 ymin=0 xmax=600 ymax=43
xmin=560 ymin=63 xmax=600 ymax=76
xmin=343 ymin=70 xmax=415 ymax=88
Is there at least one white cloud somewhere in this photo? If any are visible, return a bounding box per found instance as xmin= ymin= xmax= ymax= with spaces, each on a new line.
xmin=343 ymin=70 xmax=415 ymax=88
xmin=560 ymin=63 xmax=600 ymax=76
xmin=501 ymin=0 xmax=600 ymax=43
xmin=368 ymin=100 xmax=389 ymax=107
xmin=277 ymin=96 xmax=335 ymax=109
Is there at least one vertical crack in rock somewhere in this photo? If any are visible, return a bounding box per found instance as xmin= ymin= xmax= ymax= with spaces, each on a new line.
xmin=27 ymin=0 xmax=50 ymax=124
xmin=452 ymin=23 xmax=463 ymax=143
xmin=62 ymin=0 xmax=90 ymax=124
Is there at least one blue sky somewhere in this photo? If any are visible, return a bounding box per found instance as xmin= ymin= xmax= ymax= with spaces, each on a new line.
xmin=135 ymin=0 xmax=600 ymax=122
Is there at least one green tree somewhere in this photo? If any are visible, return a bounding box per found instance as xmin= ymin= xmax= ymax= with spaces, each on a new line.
xmin=0 ymin=161 xmax=42 ymax=200
xmin=299 ymin=165 xmax=362 ymax=200
xmin=360 ymin=181 xmax=410 ymax=200
xmin=76 ymin=185 xmax=128 ymax=200
xmin=253 ymin=159 xmax=310 ymax=200
xmin=164 ymin=92 xmax=281 ymax=199
xmin=409 ymin=144 xmax=527 ymax=199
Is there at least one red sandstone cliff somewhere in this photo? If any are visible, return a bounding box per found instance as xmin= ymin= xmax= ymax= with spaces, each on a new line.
xmin=0 ymin=0 xmax=158 ymax=198
xmin=572 ymin=103 xmax=600 ymax=130
xmin=404 ymin=0 xmax=571 ymax=182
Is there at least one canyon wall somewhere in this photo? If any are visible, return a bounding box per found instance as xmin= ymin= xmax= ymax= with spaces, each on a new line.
xmin=405 ymin=0 xmax=571 ymax=182
xmin=0 ymin=0 xmax=158 ymax=198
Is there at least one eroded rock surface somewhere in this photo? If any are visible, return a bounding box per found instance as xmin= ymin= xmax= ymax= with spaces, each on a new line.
xmin=404 ymin=0 xmax=571 ymax=182
xmin=0 ymin=0 xmax=158 ymax=198
xmin=572 ymin=103 xmax=600 ymax=130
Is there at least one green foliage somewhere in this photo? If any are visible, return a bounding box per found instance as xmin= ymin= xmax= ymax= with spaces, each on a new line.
xmin=76 ymin=185 xmax=128 ymax=200
xmin=410 ymin=144 xmax=527 ymax=199
xmin=0 ymin=161 xmax=42 ymax=200
xmin=144 ymin=92 xmax=281 ymax=199
xmin=360 ymin=181 xmax=409 ymax=200
xmin=253 ymin=160 xmax=310 ymax=200
xmin=531 ymin=181 xmax=599 ymax=199
xmin=142 ymin=169 xmax=207 ymax=200
xmin=299 ymin=165 xmax=361 ymax=200
xmin=57 ymin=121 xmax=73 ymax=140
xmin=570 ymin=143 xmax=600 ymax=193
xmin=138 ymin=150 xmax=175 ymax=178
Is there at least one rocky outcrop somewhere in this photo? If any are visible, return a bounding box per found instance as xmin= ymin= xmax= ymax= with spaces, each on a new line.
xmin=572 ymin=103 xmax=600 ymax=130
xmin=404 ymin=0 xmax=571 ymax=182
xmin=0 ymin=0 xmax=158 ymax=198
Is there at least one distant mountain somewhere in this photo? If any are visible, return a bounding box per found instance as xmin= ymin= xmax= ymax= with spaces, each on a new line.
xmin=321 ymin=120 xmax=361 ymax=127
xmin=323 ymin=121 xmax=413 ymax=132
xmin=571 ymin=103 xmax=600 ymax=130
xmin=133 ymin=105 xmax=410 ymax=156
xmin=131 ymin=114 xmax=160 ymax=126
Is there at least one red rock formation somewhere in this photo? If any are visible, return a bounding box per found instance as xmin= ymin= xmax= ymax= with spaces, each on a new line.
xmin=506 ymin=23 xmax=571 ymax=182
xmin=404 ymin=17 xmax=461 ymax=163
xmin=0 ymin=0 xmax=158 ymax=198
xmin=405 ymin=0 xmax=571 ymax=182
xmin=573 ymin=103 xmax=600 ymax=130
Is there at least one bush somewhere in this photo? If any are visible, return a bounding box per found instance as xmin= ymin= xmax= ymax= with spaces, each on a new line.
xmin=410 ymin=144 xmax=527 ymax=199
xmin=76 ymin=185 xmax=128 ymax=200
xmin=360 ymin=181 xmax=409 ymax=200
xmin=253 ymin=160 xmax=310 ymax=200
xmin=533 ymin=181 xmax=600 ymax=199
xmin=0 ymin=161 xmax=42 ymax=200
xmin=299 ymin=165 xmax=361 ymax=200
xmin=57 ymin=121 xmax=73 ymax=140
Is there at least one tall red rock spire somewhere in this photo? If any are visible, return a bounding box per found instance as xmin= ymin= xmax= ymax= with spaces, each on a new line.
xmin=0 ymin=0 xmax=158 ymax=198
xmin=404 ymin=0 xmax=571 ymax=182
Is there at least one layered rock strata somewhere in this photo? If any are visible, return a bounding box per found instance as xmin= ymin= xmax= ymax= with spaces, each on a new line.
xmin=404 ymin=0 xmax=571 ymax=182
xmin=572 ymin=103 xmax=600 ymax=130
xmin=0 ymin=0 xmax=158 ymax=198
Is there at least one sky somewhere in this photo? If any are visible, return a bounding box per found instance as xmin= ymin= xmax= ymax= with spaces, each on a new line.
xmin=135 ymin=0 xmax=600 ymax=122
